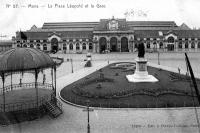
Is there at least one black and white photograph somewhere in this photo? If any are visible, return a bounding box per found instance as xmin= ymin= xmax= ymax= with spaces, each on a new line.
xmin=0 ymin=0 xmax=200 ymax=132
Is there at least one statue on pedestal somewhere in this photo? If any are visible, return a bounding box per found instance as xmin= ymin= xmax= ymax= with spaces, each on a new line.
xmin=126 ymin=42 xmax=158 ymax=82
xmin=138 ymin=43 xmax=145 ymax=58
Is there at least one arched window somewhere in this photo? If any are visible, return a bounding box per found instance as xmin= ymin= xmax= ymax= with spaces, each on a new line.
xmin=63 ymin=43 xmax=67 ymax=50
xmin=159 ymin=42 xmax=163 ymax=48
xmin=89 ymin=43 xmax=93 ymax=50
xmin=30 ymin=44 xmax=34 ymax=48
xmin=185 ymin=42 xmax=188 ymax=49
xmin=178 ymin=42 xmax=182 ymax=48
xmin=23 ymin=44 xmax=27 ymax=47
xmin=198 ymin=42 xmax=200 ymax=48
xmin=191 ymin=42 xmax=195 ymax=49
xmin=153 ymin=42 xmax=157 ymax=48
xmin=43 ymin=44 xmax=47 ymax=50
xmin=147 ymin=42 xmax=150 ymax=48
xmin=76 ymin=43 xmax=80 ymax=50
xmin=82 ymin=43 xmax=86 ymax=50
xmin=36 ymin=44 xmax=40 ymax=49
xmin=167 ymin=37 xmax=175 ymax=43
xmin=69 ymin=43 xmax=73 ymax=50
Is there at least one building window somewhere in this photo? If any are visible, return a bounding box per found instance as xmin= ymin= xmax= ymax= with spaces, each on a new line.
xmin=30 ymin=44 xmax=34 ymax=48
xmin=43 ymin=44 xmax=47 ymax=50
xmin=43 ymin=40 xmax=47 ymax=43
xmin=159 ymin=42 xmax=163 ymax=48
xmin=89 ymin=43 xmax=93 ymax=50
xmin=76 ymin=43 xmax=80 ymax=50
xmin=178 ymin=42 xmax=182 ymax=48
xmin=23 ymin=44 xmax=27 ymax=47
xmin=17 ymin=44 xmax=20 ymax=47
xmin=30 ymin=40 xmax=33 ymax=43
xmin=198 ymin=42 xmax=200 ymax=48
xmin=82 ymin=43 xmax=86 ymax=50
xmin=191 ymin=42 xmax=195 ymax=49
xmin=153 ymin=42 xmax=157 ymax=48
xmin=147 ymin=43 xmax=150 ymax=48
xmin=69 ymin=43 xmax=73 ymax=50
xmin=63 ymin=43 xmax=67 ymax=50
xmin=185 ymin=42 xmax=188 ymax=49
xmin=36 ymin=40 xmax=40 ymax=43
xmin=17 ymin=41 xmax=20 ymax=43
xmin=36 ymin=44 xmax=40 ymax=49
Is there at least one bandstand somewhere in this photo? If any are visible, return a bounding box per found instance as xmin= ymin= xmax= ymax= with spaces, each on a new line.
xmin=0 ymin=48 xmax=62 ymax=125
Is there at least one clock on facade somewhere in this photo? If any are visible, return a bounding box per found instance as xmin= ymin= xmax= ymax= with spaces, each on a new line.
xmin=108 ymin=19 xmax=119 ymax=30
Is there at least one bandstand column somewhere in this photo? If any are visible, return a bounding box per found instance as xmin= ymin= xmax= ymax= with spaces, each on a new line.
xmin=51 ymin=67 xmax=54 ymax=90
xmin=2 ymin=73 xmax=5 ymax=112
xmin=54 ymin=66 xmax=57 ymax=97
xmin=35 ymin=69 xmax=39 ymax=108
xmin=11 ymin=72 xmax=13 ymax=90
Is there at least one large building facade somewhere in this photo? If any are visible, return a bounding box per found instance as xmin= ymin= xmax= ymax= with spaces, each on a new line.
xmin=14 ymin=17 xmax=200 ymax=53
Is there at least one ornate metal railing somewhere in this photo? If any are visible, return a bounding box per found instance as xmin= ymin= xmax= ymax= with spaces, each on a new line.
xmin=0 ymin=91 xmax=55 ymax=112
xmin=0 ymin=82 xmax=53 ymax=94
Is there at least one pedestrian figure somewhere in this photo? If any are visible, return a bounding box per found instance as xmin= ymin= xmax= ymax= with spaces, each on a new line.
xmin=186 ymin=72 xmax=189 ymax=76
xmin=178 ymin=67 xmax=180 ymax=74
xmin=43 ymin=73 xmax=46 ymax=85
xmin=19 ymin=77 xmax=22 ymax=87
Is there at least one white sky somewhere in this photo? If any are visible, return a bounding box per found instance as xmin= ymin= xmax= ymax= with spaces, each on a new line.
xmin=0 ymin=0 xmax=200 ymax=39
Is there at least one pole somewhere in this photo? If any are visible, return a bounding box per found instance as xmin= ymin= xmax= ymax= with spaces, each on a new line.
xmin=185 ymin=53 xmax=200 ymax=104
xmin=51 ymin=67 xmax=54 ymax=91
xmin=54 ymin=66 xmax=57 ymax=97
xmin=82 ymin=101 xmax=93 ymax=133
xmin=2 ymin=73 xmax=5 ymax=112
xmin=35 ymin=69 xmax=38 ymax=108
xmin=71 ymin=58 xmax=74 ymax=73
xmin=11 ymin=72 xmax=13 ymax=90
xmin=158 ymin=51 xmax=160 ymax=65
xmin=87 ymin=105 xmax=90 ymax=133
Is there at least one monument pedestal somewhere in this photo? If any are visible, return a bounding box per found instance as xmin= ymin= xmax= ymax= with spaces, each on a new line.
xmin=126 ymin=58 xmax=158 ymax=82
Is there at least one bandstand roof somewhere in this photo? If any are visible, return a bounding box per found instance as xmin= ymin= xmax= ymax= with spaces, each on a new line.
xmin=0 ymin=48 xmax=55 ymax=73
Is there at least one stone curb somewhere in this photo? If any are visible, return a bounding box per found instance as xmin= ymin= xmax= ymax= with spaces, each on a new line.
xmin=59 ymin=91 xmax=200 ymax=111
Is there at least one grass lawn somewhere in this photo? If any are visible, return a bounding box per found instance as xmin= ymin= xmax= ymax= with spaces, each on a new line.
xmin=60 ymin=62 xmax=200 ymax=108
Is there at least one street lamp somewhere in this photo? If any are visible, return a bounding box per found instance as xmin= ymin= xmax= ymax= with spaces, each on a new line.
xmin=70 ymin=58 xmax=74 ymax=73
xmin=157 ymin=50 xmax=160 ymax=65
xmin=129 ymin=37 xmax=134 ymax=52
xmin=83 ymin=99 xmax=94 ymax=133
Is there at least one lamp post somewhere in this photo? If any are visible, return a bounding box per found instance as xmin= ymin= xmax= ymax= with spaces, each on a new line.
xmin=129 ymin=37 xmax=134 ymax=52
xmin=70 ymin=58 xmax=74 ymax=73
xmin=83 ymin=100 xmax=94 ymax=133
xmin=158 ymin=50 xmax=160 ymax=65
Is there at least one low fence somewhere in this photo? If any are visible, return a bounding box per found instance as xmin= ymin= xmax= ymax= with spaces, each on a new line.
xmin=0 ymin=92 xmax=59 ymax=112
xmin=66 ymin=95 xmax=199 ymax=108
xmin=0 ymin=82 xmax=53 ymax=94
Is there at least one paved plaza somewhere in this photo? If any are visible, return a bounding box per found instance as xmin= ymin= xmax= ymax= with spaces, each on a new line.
xmin=1 ymin=52 xmax=200 ymax=133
